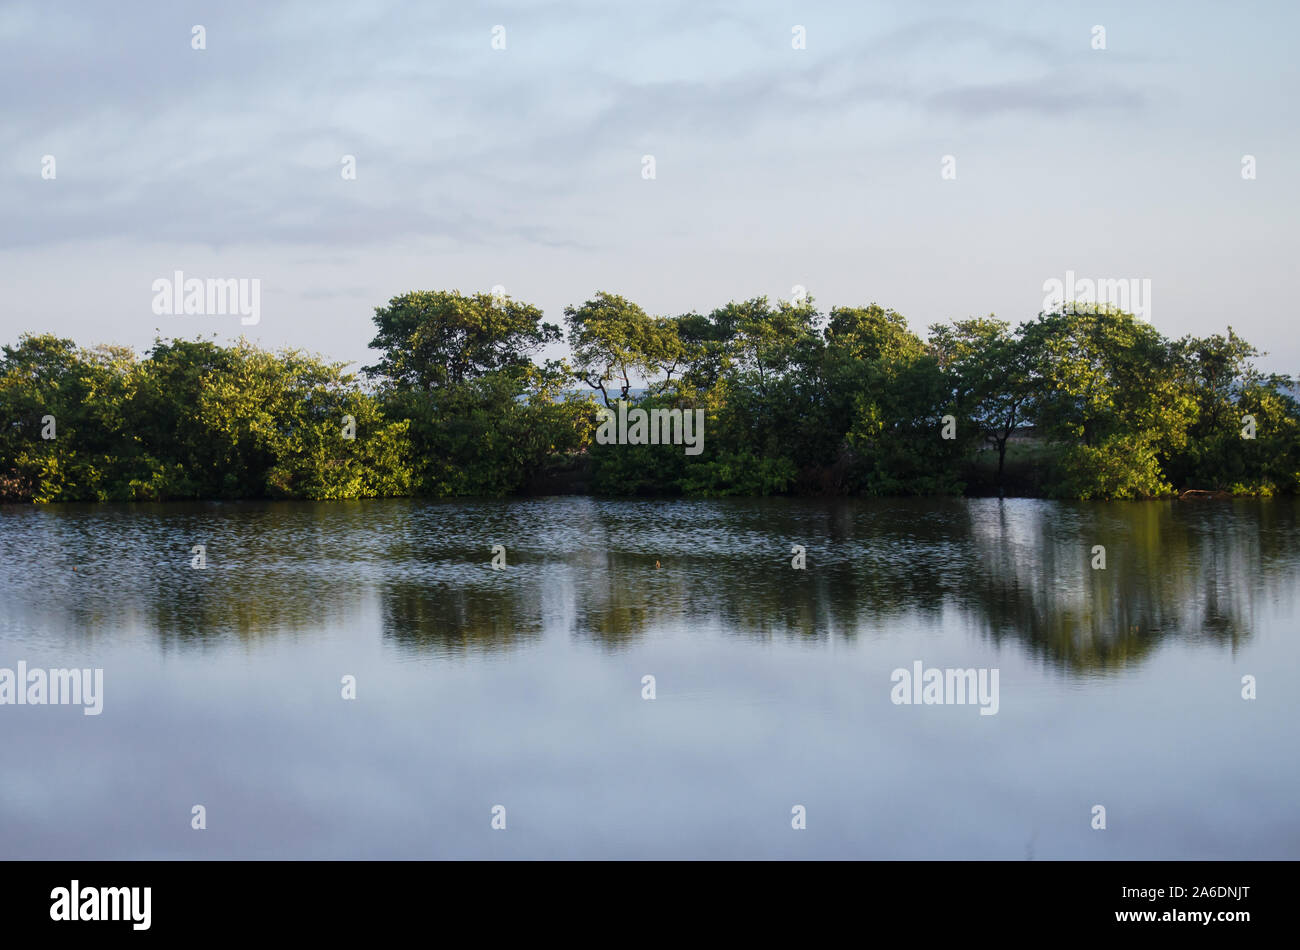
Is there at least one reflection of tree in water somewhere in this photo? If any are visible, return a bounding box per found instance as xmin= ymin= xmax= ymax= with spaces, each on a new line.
xmin=535 ymin=497 xmax=1300 ymax=674
xmin=960 ymin=499 xmax=1298 ymax=672
xmin=556 ymin=499 xmax=991 ymax=647
xmin=147 ymin=573 xmax=366 ymax=646
xmin=0 ymin=502 xmax=375 ymax=646
xmin=6 ymin=497 xmax=1294 ymax=672
xmin=381 ymin=581 xmax=543 ymax=656
xmin=573 ymin=553 xmax=658 ymax=650
xmin=567 ymin=499 xmax=979 ymax=647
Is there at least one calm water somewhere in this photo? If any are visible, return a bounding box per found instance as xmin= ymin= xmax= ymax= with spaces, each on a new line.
xmin=0 ymin=497 xmax=1297 ymax=859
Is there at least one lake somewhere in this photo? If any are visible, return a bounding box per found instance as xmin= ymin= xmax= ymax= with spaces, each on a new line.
xmin=1 ymin=496 xmax=1296 ymax=859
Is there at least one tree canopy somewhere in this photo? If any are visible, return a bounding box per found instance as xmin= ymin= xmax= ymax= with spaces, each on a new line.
xmin=3 ymin=292 xmax=1297 ymax=502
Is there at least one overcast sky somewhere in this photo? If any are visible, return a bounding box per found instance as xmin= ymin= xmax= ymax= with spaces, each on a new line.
xmin=3 ymin=0 xmax=1297 ymax=373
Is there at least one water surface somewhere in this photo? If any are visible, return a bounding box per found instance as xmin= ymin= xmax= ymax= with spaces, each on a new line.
xmin=1 ymin=497 xmax=1296 ymax=859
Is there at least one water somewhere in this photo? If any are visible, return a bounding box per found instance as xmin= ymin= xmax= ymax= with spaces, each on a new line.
xmin=1 ymin=496 xmax=1296 ymax=859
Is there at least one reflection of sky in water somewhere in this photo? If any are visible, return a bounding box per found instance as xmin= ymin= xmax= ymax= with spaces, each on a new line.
xmin=0 ymin=497 xmax=1297 ymax=858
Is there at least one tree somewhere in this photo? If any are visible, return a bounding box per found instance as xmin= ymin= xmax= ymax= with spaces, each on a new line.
xmin=1019 ymin=306 xmax=1194 ymax=499
xmin=364 ymin=290 xmax=560 ymax=391
xmin=0 ymin=335 xmax=137 ymax=501
xmin=564 ymin=292 xmax=683 ymax=406
xmin=929 ymin=317 xmax=1031 ymax=497
xmin=1167 ymin=328 xmax=1269 ymax=491
xmin=3 ymin=291 xmax=1297 ymax=503
xmin=826 ymin=304 xmax=923 ymax=364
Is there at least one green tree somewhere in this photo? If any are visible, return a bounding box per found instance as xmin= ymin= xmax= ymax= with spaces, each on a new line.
xmin=564 ymin=292 xmax=684 ymax=406
xmin=1165 ymin=329 xmax=1296 ymax=493
xmin=818 ymin=306 xmax=967 ymax=495
xmin=0 ymin=335 xmax=136 ymax=501
xmin=930 ymin=317 xmax=1031 ymax=496
xmin=1019 ymin=306 xmax=1193 ymax=499
xmin=364 ymin=290 xmax=561 ymax=391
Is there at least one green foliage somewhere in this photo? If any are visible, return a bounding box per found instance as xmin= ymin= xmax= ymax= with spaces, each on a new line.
xmin=816 ymin=307 xmax=970 ymax=495
xmin=387 ymin=364 xmax=590 ymax=497
xmin=1159 ymin=328 xmax=1299 ymax=494
xmin=1233 ymin=377 xmax=1300 ymax=494
xmin=564 ymin=292 xmax=684 ymax=405
xmin=589 ymin=435 xmax=687 ymax=496
xmin=3 ymin=291 xmax=1297 ymax=504
xmin=1016 ymin=306 xmax=1200 ymax=499
xmin=839 ymin=354 xmax=971 ymax=496
xmin=364 ymin=290 xmax=560 ymax=390
xmin=679 ymin=450 xmax=798 ymax=497
xmin=362 ymin=289 xmax=588 ymax=497
xmin=1048 ymin=435 xmax=1171 ymax=500
xmin=929 ymin=317 xmax=1032 ymax=494
xmin=586 ymin=391 xmax=690 ymax=495
xmin=0 ymin=336 xmax=136 ymax=501
xmin=0 ymin=335 xmax=415 ymax=502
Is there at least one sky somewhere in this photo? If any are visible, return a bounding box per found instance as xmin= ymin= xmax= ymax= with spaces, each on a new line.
xmin=2 ymin=0 xmax=1297 ymax=374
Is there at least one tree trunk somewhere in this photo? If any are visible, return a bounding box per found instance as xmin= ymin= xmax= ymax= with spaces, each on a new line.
xmin=997 ymin=438 xmax=1008 ymax=499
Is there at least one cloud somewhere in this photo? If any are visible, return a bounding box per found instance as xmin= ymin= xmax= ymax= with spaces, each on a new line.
xmin=927 ymin=76 xmax=1147 ymax=116
xmin=1 ymin=1 xmax=1160 ymax=252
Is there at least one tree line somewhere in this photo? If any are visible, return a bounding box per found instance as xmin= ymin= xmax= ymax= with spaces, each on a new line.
xmin=2 ymin=290 xmax=1296 ymax=502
